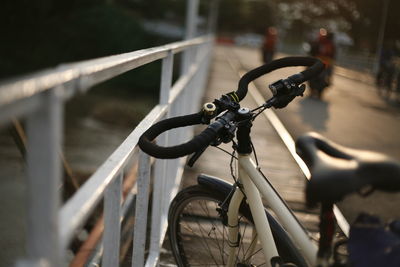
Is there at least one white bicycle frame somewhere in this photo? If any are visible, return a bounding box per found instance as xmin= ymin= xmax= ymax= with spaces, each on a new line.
xmin=225 ymin=154 xmax=318 ymax=267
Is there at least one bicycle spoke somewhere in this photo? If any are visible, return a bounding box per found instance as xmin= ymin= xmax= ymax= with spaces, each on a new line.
xmin=199 ymin=200 xmax=229 ymax=264
xmin=243 ymin=229 xmax=258 ymax=261
xmin=180 ymin=204 xmax=218 ymax=266
xmin=246 ymin=247 xmax=263 ymax=261
xmin=169 ymin=188 xmax=301 ymax=267
xmin=240 ymin=220 xmax=248 ymax=260
xmin=182 ymin=202 xmax=221 ymax=266
xmin=181 ymin=202 xmax=264 ymax=266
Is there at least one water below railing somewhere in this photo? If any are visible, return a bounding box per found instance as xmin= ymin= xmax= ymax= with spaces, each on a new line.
xmin=0 ymin=91 xmax=153 ymax=265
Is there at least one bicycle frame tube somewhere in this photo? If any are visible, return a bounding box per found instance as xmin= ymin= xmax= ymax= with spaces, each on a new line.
xmin=237 ymin=154 xmax=318 ymax=266
xmin=240 ymin=163 xmax=280 ymax=266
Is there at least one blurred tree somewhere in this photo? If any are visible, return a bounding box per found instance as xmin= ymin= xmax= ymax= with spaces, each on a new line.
xmin=118 ymin=0 xmax=185 ymax=22
xmin=0 ymin=0 xmax=164 ymax=85
xmin=2 ymin=0 xmax=398 ymax=79
xmin=216 ymin=0 xmax=245 ymax=33
xmin=278 ymin=0 xmax=400 ymax=52
xmin=217 ymin=0 xmax=275 ymax=34
xmin=245 ymin=0 xmax=276 ymax=33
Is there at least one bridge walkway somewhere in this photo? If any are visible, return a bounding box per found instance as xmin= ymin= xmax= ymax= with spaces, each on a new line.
xmin=158 ymin=45 xmax=319 ymax=265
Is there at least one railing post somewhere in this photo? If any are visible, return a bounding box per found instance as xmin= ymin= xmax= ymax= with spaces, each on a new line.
xmin=181 ymin=0 xmax=199 ymax=75
xmin=24 ymin=87 xmax=63 ymax=265
xmin=132 ymin=152 xmax=151 ymax=267
xmin=160 ymin=50 xmax=175 ymax=237
xmin=0 ymin=34 xmax=215 ymax=267
xmin=160 ymin=51 xmax=174 ymax=104
xmin=102 ymin=172 xmax=123 ymax=266
xmin=208 ymin=0 xmax=219 ymax=34
xmin=146 ymin=52 xmax=173 ymax=267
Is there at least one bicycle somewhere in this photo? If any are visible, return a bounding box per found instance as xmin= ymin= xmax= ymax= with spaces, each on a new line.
xmin=138 ymin=57 xmax=400 ymax=267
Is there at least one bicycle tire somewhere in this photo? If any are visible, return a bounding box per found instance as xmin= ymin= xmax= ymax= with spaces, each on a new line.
xmin=168 ymin=184 xmax=308 ymax=267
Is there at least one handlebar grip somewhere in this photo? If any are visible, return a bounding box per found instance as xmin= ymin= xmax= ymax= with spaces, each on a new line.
xmin=236 ymin=57 xmax=324 ymax=101
xmin=138 ymin=112 xmax=217 ymax=159
xmin=298 ymin=58 xmax=325 ymax=83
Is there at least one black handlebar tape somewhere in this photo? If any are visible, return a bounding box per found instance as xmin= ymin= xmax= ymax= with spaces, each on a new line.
xmin=236 ymin=57 xmax=324 ymax=101
xmin=139 ymin=112 xmax=217 ymax=159
xmin=298 ymin=58 xmax=325 ymax=82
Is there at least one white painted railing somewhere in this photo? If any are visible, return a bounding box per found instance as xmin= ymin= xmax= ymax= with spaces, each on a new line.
xmin=0 ymin=32 xmax=214 ymax=267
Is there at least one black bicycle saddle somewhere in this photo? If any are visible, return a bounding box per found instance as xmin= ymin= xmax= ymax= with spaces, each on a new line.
xmin=295 ymin=132 xmax=400 ymax=207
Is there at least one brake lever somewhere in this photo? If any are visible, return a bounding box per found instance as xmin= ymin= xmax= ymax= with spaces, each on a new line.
xmin=268 ymin=78 xmax=306 ymax=108
xmin=187 ymin=146 xmax=207 ymax=167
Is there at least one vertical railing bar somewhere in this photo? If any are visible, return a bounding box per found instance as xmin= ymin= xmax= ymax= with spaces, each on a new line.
xmin=160 ymin=51 xmax=174 ymax=105
xmin=138 ymin=40 xmax=213 ymax=267
xmin=195 ymin=43 xmax=209 ymax=112
xmin=160 ymin=160 xmax=169 ymax=246
xmin=190 ymin=48 xmax=199 ymax=114
xmin=164 ymin=99 xmax=179 ymax=230
xmin=132 ymin=151 xmax=151 ymax=267
xmin=194 ymin=45 xmax=204 ymax=111
xmin=183 ymin=69 xmax=194 ymax=140
xmin=24 ymin=87 xmax=63 ymax=266
xmin=148 ymin=150 xmax=165 ymax=266
xmin=102 ymin=172 xmax=123 ymax=267
xmin=146 ymin=50 xmax=174 ymax=266
xmin=163 ymin=50 xmax=177 ymax=219
xmin=3 ymin=36 xmax=214 ymax=267
xmin=155 ymin=92 xmax=180 ymax=251
xmin=181 ymin=0 xmax=199 ymax=75
xmin=208 ymin=0 xmax=219 ymax=35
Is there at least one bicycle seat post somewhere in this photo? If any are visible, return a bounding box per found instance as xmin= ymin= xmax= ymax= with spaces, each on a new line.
xmin=317 ymin=202 xmax=335 ymax=266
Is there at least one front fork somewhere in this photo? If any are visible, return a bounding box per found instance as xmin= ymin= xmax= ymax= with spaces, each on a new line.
xmin=225 ymin=163 xmax=280 ymax=267
xmin=225 ymin=185 xmax=245 ymax=267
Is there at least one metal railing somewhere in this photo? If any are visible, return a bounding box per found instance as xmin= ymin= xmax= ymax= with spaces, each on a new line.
xmin=0 ymin=33 xmax=214 ymax=266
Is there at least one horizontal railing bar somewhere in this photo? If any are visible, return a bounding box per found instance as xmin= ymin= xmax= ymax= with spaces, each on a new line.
xmin=0 ymin=35 xmax=211 ymax=107
xmin=59 ymin=104 xmax=168 ymax=249
xmin=0 ymin=94 xmax=43 ymax=124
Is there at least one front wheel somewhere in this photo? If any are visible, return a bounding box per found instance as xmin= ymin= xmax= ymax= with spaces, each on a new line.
xmin=168 ymin=184 xmax=308 ymax=266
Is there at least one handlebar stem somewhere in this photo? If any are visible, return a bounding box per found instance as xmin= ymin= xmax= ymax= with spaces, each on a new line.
xmin=236 ymin=108 xmax=253 ymax=154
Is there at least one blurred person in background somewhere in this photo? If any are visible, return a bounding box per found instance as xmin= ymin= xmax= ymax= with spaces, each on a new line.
xmin=262 ymin=26 xmax=277 ymax=64
xmin=376 ymin=42 xmax=396 ymax=93
xmin=308 ymin=28 xmax=336 ymax=99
